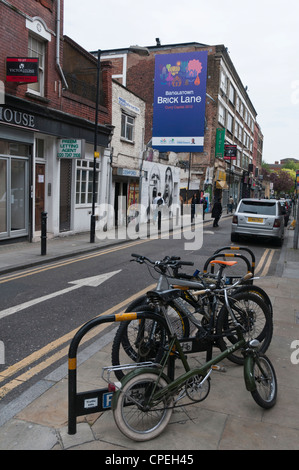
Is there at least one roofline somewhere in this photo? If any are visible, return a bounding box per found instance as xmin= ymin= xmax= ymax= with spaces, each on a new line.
xmin=90 ymin=41 xmax=210 ymax=56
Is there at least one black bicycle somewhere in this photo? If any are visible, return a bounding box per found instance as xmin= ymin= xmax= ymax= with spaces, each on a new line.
xmin=111 ymin=255 xmax=273 ymax=379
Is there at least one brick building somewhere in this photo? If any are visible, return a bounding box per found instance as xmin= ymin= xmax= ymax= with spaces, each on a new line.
xmin=96 ymin=40 xmax=263 ymax=210
xmin=0 ymin=0 xmax=113 ymax=242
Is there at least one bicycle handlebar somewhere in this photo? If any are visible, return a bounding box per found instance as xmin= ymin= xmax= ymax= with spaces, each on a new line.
xmin=130 ymin=253 xmax=194 ymax=269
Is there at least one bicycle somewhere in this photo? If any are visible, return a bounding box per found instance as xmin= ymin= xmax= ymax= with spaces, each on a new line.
xmin=110 ymin=284 xmax=277 ymax=442
xmin=111 ymin=255 xmax=273 ymax=379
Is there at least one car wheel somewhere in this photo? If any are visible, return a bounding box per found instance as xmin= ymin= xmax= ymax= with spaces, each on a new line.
xmin=231 ymin=233 xmax=239 ymax=242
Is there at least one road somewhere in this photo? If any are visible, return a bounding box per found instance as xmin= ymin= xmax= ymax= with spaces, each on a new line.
xmin=0 ymin=216 xmax=283 ymax=407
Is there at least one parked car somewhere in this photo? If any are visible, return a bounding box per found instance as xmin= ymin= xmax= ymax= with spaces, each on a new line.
xmin=278 ymin=199 xmax=290 ymax=226
xmin=231 ymin=198 xmax=285 ymax=246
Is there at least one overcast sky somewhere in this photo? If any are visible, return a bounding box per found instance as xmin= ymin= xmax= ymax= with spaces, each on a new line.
xmin=63 ymin=0 xmax=299 ymax=164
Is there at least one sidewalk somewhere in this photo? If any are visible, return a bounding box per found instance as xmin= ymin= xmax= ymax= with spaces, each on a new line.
xmin=1 ymin=216 xmax=299 ymax=450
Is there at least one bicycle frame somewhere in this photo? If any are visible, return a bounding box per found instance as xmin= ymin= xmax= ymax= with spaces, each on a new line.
xmin=112 ymin=322 xmax=258 ymax=412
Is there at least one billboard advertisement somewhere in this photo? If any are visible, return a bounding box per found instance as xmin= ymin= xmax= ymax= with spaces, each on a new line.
xmin=152 ymin=51 xmax=208 ymax=153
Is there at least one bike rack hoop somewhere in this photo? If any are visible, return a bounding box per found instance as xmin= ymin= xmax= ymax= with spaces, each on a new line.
xmin=68 ymin=311 xmax=168 ymax=435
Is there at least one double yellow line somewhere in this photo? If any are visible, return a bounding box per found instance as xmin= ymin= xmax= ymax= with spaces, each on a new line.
xmin=0 ymin=284 xmax=155 ymax=399
xmin=254 ymin=249 xmax=276 ymax=277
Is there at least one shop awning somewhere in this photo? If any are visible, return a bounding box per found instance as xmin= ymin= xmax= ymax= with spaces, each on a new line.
xmin=216 ymin=180 xmax=229 ymax=189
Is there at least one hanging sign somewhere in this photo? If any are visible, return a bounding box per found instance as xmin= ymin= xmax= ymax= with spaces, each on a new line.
xmin=224 ymin=144 xmax=237 ymax=160
xmin=6 ymin=58 xmax=39 ymax=83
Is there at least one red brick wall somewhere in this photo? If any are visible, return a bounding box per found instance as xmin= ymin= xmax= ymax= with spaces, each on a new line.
xmin=1 ymin=0 xmax=112 ymax=126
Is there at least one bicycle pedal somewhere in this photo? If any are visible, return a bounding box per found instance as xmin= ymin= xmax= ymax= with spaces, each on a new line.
xmin=211 ymin=365 xmax=226 ymax=372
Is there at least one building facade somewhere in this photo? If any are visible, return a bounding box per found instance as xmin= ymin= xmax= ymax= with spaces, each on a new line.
xmin=0 ymin=0 xmax=113 ymax=243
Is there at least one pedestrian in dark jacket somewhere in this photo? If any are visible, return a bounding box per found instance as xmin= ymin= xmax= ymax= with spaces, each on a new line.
xmin=191 ymin=193 xmax=199 ymax=223
xmin=212 ymin=198 xmax=222 ymax=227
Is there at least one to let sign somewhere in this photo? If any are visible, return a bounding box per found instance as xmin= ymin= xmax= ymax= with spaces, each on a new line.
xmin=57 ymin=139 xmax=84 ymax=159
xmin=6 ymin=58 xmax=39 ymax=83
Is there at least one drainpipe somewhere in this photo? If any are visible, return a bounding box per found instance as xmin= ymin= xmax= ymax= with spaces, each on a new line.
xmin=56 ymin=0 xmax=68 ymax=90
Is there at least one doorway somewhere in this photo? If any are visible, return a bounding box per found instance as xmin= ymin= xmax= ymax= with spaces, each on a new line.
xmin=59 ymin=159 xmax=72 ymax=232
xmin=0 ymin=156 xmax=29 ymax=239
xmin=35 ymin=163 xmax=45 ymax=230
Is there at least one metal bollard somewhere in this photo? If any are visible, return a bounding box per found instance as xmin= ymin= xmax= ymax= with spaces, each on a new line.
xmin=41 ymin=211 xmax=47 ymax=256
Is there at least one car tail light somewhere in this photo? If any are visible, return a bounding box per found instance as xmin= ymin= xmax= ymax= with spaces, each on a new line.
xmin=273 ymin=219 xmax=281 ymax=227
xmin=232 ymin=215 xmax=238 ymax=224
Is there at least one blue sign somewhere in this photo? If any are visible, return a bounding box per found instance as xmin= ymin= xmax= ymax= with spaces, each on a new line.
xmin=152 ymin=51 xmax=208 ymax=153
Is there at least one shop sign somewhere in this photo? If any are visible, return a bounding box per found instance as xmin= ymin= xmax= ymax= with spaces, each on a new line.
xmin=0 ymin=106 xmax=35 ymax=128
xmin=215 ymin=128 xmax=225 ymax=158
xmin=57 ymin=139 xmax=84 ymax=158
xmin=117 ymin=168 xmax=139 ymax=177
xmin=6 ymin=58 xmax=39 ymax=83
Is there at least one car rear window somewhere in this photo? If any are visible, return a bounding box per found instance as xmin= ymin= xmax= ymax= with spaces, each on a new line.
xmin=239 ymin=201 xmax=277 ymax=215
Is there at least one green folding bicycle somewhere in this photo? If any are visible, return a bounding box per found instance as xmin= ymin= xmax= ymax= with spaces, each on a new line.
xmin=111 ymin=281 xmax=277 ymax=442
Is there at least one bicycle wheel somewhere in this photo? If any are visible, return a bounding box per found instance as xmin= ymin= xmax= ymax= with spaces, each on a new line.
xmin=126 ymin=296 xmax=190 ymax=338
xmin=250 ymin=355 xmax=277 ymax=408
xmin=111 ymin=302 xmax=189 ymax=380
xmin=216 ymin=292 xmax=273 ymax=365
xmin=113 ymin=371 xmax=173 ymax=441
xmin=234 ymin=285 xmax=273 ymax=316
xmin=111 ymin=306 xmax=168 ymax=380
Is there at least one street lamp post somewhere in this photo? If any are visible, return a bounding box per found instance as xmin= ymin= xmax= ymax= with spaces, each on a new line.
xmin=90 ymin=49 xmax=101 ymax=243
xmin=90 ymin=45 xmax=149 ymax=243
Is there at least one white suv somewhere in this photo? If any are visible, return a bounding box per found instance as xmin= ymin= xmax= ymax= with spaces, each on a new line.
xmin=231 ymin=199 xmax=285 ymax=246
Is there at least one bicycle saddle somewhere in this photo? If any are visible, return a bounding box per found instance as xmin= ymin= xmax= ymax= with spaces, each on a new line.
xmin=209 ymin=260 xmax=238 ymax=266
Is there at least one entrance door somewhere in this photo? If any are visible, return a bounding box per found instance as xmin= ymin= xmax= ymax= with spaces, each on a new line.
xmin=11 ymin=158 xmax=27 ymax=232
xmin=35 ymin=163 xmax=45 ymax=230
xmin=59 ymin=159 xmax=72 ymax=232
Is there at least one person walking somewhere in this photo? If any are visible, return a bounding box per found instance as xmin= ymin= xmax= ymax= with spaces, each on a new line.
xmin=191 ymin=193 xmax=199 ymax=223
xmin=212 ymin=198 xmax=222 ymax=227
xmin=153 ymin=192 xmax=164 ymax=230
xmin=228 ymin=196 xmax=234 ymax=213
xmin=201 ymin=196 xmax=208 ymax=220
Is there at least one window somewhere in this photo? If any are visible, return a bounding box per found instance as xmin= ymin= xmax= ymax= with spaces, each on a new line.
xmin=227 ymin=113 xmax=233 ymax=134
xmin=218 ymin=103 xmax=226 ymax=126
xmin=28 ymin=35 xmax=45 ymax=96
xmin=229 ymin=84 xmax=235 ymax=105
xmin=121 ymin=112 xmax=135 ymax=142
xmin=220 ymin=70 xmax=228 ymax=95
xmin=238 ymin=124 xmax=243 ymax=142
xmin=76 ymin=160 xmax=100 ymax=205
xmin=36 ymin=139 xmax=45 ymax=159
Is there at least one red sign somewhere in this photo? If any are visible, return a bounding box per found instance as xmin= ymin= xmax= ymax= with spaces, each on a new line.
xmin=224 ymin=144 xmax=237 ymax=160
xmin=6 ymin=58 xmax=39 ymax=83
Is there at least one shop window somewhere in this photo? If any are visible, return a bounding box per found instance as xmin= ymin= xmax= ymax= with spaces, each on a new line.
xmin=28 ymin=35 xmax=46 ymax=96
xmin=76 ymin=160 xmax=100 ymax=205
xmin=121 ymin=112 xmax=135 ymax=142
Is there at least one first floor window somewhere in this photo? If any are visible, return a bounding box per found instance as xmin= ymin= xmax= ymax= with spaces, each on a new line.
xmin=28 ymin=35 xmax=46 ymax=96
xmin=121 ymin=112 xmax=135 ymax=142
xmin=76 ymin=160 xmax=100 ymax=204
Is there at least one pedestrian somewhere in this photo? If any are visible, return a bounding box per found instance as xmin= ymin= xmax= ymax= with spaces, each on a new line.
xmin=153 ymin=192 xmax=164 ymax=229
xmin=212 ymin=198 xmax=222 ymax=227
xmin=191 ymin=193 xmax=199 ymax=223
xmin=228 ymin=196 xmax=234 ymax=213
xmin=201 ymin=196 xmax=208 ymax=220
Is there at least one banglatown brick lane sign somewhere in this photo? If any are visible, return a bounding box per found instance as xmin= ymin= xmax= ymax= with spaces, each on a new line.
xmin=57 ymin=139 xmax=85 ymax=159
